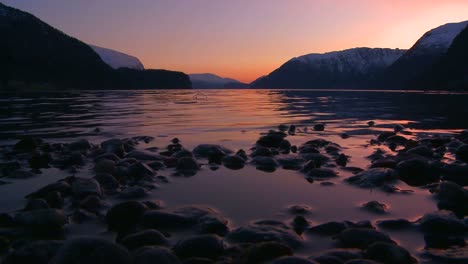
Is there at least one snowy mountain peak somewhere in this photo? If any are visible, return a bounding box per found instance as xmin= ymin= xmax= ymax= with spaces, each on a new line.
xmin=291 ymin=47 xmax=406 ymax=74
xmin=413 ymin=20 xmax=468 ymax=51
xmin=90 ymin=45 xmax=144 ymax=70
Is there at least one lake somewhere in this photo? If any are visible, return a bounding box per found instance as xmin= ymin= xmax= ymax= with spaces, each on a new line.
xmin=1 ymin=89 xmax=467 ymax=262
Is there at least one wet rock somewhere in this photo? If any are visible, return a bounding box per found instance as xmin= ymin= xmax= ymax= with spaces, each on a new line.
xmin=143 ymin=211 xmax=192 ymax=230
xmin=367 ymin=121 xmax=375 ymax=127
xmin=456 ymin=144 xmax=468 ymax=163
xmin=126 ymin=150 xmax=162 ymax=161
xmin=301 ymin=153 xmax=329 ymax=167
xmin=69 ymin=139 xmax=92 ymax=151
xmin=50 ymin=237 xmax=131 ymax=264
xmin=120 ymin=229 xmax=169 ymax=250
xmin=345 ymin=259 xmax=382 ymax=264
xmin=432 ymin=181 xmax=468 ymax=217
xmin=222 ymin=155 xmax=245 ymax=170
xmin=314 ymin=124 xmax=325 ymax=131
xmin=345 ymin=168 xmax=397 ymax=188
xmin=370 ymin=158 xmax=397 ymax=169
xmin=2 ymin=240 xmax=63 ymax=264
xmin=407 ymin=145 xmax=433 ymax=158
xmin=396 ymin=158 xmax=440 ymax=186
xmin=147 ymin=160 xmax=165 ymax=171
xmin=319 ymin=249 xmax=363 ymax=262
xmin=440 ymin=164 xmax=468 ymax=186
xmin=423 ymin=247 xmax=468 ymax=264
xmin=176 ymin=157 xmax=200 ymax=175
xmin=377 ymin=219 xmax=413 ymax=229
xmin=251 ymin=146 xmax=273 ymax=157
xmin=419 ymin=211 xmax=466 ymax=234
xmin=95 ymin=173 xmax=120 ymax=191
xmin=133 ymin=246 xmax=181 ymax=264
xmin=14 ymin=137 xmax=42 ymax=152
xmin=227 ymin=222 xmax=303 ymax=249
xmin=240 ymin=241 xmax=293 ymax=264
xmin=306 ymin=168 xmax=338 ymax=179
xmin=292 ymin=215 xmax=310 ymax=233
xmin=394 ymin=124 xmax=405 ymax=133
xmin=29 ymin=152 xmax=51 ymax=169
xmin=251 ymin=156 xmax=279 ymax=172
xmin=101 ymin=138 xmax=126 ymax=158
xmin=172 ymin=149 xmax=193 ymax=159
xmin=307 ymin=221 xmax=349 ymax=236
xmin=271 ymin=256 xmax=318 ymax=264
xmin=361 ymin=201 xmax=388 ymax=214
xmin=385 ymin=135 xmax=408 ymax=145
xmin=341 ymin=133 xmax=350 ymax=139
xmin=193 ymin=144 xmax=232 ymax=158
xmin=119 ymin=186 xmax=148 ymax=199
xmin=278 ymin=157 xmax=305 ymax=170
xmin=24 ymin=199 xmax=49 ymax=211
xmin=312 ymin=255 xmax=343 ymax=264
xmin=377 ymin=132 xmax=396 ymax=142
xmin=106 ymin=201 xmax=148 ymax=232
xmin=279 ymin=140 xmax=292 ymax=151
xmin=173 ymin=235 xmax=224 ymax=260
xmin=95 ymin=159 xmax=116 ymax=175
xmin=365 ymin=242 xmax=416 ymax=264
xmin=8 ymin=169 xmax=35 ymax=179
xmin=288 ymin=204 xmax=313 ymax=215
xmin=26 ymin=181 xmax=71 ymax=199
xmin=71 ymin=178 xmax=102 ymax=198
xmin=424 ymin=233 xmax=466 ymax=249
xmin=79 ymin=194 xmax=102 ymax=211
xmin=44 ymin=191 xmax=64 ymax=209
xmin=14 ymin=209 xmax=67 ymax=232
xmin=0 ymin=161 xmax=21 ymax=177
xmin=182 ymin=258 xmax=214 ymax=264
xmin=127 ymin=162 xmax=154 ymax=181
xmin=256 ymin=132 xmax=287 ymax=148
xmin=94 ymin=153 xmax=121 ymax=162
xmin=336 ymin=228 xmax=395 ymax=249
xmin=288 ymin=125 xmax=296 ymax=135
xmin=300 ymin=146 xmax=320 ymax=154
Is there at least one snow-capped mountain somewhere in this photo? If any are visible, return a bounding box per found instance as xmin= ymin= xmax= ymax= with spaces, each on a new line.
xmin=189 ymin=73 xmax=248 ymax=88
xmin=251 ymin=48 xmax=405 ymax=89
xmin=383 ymin=20 xmax=468 ymax=88
xmin=90 ymin=45 xmax=144 ymax=70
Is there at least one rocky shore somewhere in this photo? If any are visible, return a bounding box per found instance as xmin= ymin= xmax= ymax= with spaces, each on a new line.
xmin=0 ymin=124 xmax=467 ymax=264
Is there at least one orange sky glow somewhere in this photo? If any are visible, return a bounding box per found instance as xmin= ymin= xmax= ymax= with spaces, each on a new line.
xmin=4 ymin=0 xmax=468 ymax=83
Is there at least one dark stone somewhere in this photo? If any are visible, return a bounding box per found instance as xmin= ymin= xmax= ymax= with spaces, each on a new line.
xmin=278 ymin=157 xmax=305 ymax=170
xmin=377 ymin=132 xmax=396 ymax=142
xmin=120 ymin=230 xmax=169 ymax=250
xmin=222 ymin=155 xmax=245 ymax=170
xmin=173 ymin=235 xmax=224 ymax=260
xmin=424 ymin=233 xmax=466 ymax=249
xmin=101 ymin=138 xmax=126 ymax=158
xmin=68 ymin=139 xmax=92 ymax=151
xmin=307 ymin=221 xmax=348 ymax=236
xmin=126 ymin=150 xmax=162 ymax=161
xmin=306 ymin=168 xmax=338 ymax=179
xmin=456 ymin=144 xmax=468 ymax=163
xmin=2 ymin=240 xmax=63 ymax=264
xmin=345 ymin=168 xmax=397 ymax=188
xmin=240 ymin=242 xmax=293 ymax=264
xmin=251 ymin=146 xmax=273 ymax=157
xmin=71 ymin=178 xmax=102 ymax=198
xmin=8 ymin=169 xmax=35 ymax=179
xmin=251 ymin=156 xmax=279 ymax=172
xmin=407 ymin=146 xmax=433 ymax=158
xmin=95 ymin=159 xmax=116 ymax=175
xmin=50 ymin=237 xmax=131 ymax=264
xmin=336 ymin=228 xmax=395 ymax=249
xmin=377 ymin=219 xmax=413 ymax=229
xmin=256 ymin=132 xmax=287 ymax=148
xmin=396 ymin=158 xmax=440 ymax=186
xmin=419 ymin=211 xmax=466 ymax=234
xmin=361 ymin=201 xmax=388 ymax=214
xmin=288 ymin=204 xmax=312 ymax=215
xmin=176 ymin=157 xmax=199 ymax=173
xmin=14 ymin=209 xmax=67 ymax=232
xmin=119 ymin=186 xmax=148 ymax=199
xmin=94 ymin=173 xmax=119 ymax=191
xmin=314 ymin=124 xmax=325 ymax=131
xmin=365 ymin=242 xmax=416 ymax=264
xmin=147 ymin=161 xmax=165 ymax=170
xmin=133 ymin=246 xmax=181 ymax=264
xmin=29 ymin=152 xmax=51 ymax=169
xmin=106 ymin=201 xmax=148 ymax=232
xmin=312 ymin=255 xmax=343 ymax=264
xmin=301 ymin=153 xmax=329 ymax=167
xmin=128 ymin=162 xmax=155 ymax=180
xmin=143 ymin=211 xmax=192 ymax=230
xmin=271 ymin=256 xmax=318 ymax=264
xmin=385 ymin=135 xmax=408 ymax=145
xmin=14 ymin=137 xmax=42 ymax=152
xmin=193 ymin=144 xmax=232 ymax=158
xmin=24 ymin=199 xmax=49 ymax=211
xmin=79 ymin=195 xmax=103 ymax=213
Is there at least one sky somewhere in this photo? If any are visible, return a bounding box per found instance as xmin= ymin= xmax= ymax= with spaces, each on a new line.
xmin=3 ymin=0 xmax=468 ymax=83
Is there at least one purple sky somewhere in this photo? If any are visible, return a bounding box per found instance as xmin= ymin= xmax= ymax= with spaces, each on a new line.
xmin=4 ymin=0 xmax=468 ymax=82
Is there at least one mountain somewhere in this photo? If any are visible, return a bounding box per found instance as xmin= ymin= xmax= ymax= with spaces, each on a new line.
xmin=189 ymin=73 xmax=249 ymax=88
xmin=417 ymin=24 xmax=468 ymax=90
xmin=90 ymin=45 xmax=145 ymax=70
xmin=250 ymin=48 xmax=405 ymax=89
xmin=383 ymin=20 xmax=468 ymax=89
xmin=0 ymin=2 xmax=191 ymax=90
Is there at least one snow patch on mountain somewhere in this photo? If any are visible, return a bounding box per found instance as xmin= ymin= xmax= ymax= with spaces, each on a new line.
xmin=90 ymin=45 xmax=144 ymax=70
xmin=291 ymin=48 xmax=405 ymax=73
xmin=415 ymin=20 xmax=468 ymax=51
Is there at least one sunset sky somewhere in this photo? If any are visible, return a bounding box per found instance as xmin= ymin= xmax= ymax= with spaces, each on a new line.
xmin=4 ymin=0 xmax=468 ymax=83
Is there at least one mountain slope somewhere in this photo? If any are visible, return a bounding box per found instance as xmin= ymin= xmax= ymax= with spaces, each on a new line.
xmin=189 ymin=73 xmax=248 ymax=88
xmin=0 ymin=2 xmax=117 ymax=89
xmin=251 ymin=48 xmax=405 ymax=89
xmin=417 ymin=25 xmax=468 ymax=90
xmin=90 ymin=45 xmax=145 ymax=70
xmin=383 ymin=20 xmax=468 ymax=88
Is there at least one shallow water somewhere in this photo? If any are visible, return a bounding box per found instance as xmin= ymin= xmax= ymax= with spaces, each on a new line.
xmin=1 ymin=89 xmax=468 ymax=261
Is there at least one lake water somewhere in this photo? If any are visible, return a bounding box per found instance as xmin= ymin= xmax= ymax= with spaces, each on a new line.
xmin=1 ymin=89 xmax=467 ymax=261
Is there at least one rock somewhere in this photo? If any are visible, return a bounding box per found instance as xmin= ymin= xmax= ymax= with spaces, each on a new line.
xmin=424 ymin=233 xmax=466 ymax=249
xmin=251 ymin=156 xmax=279 ymax=172
xmin=370 ymin=158 xmax=397 ymax=169
xmin=173 ymin=235 xmax=224 ymax=260
xmin=367 ymin=121 xmax=375 ymax=127
xmin=396 ymin=158 xmax=440 ymax=186
xmin=385 ymin=135 xmax=408 ymax=145
xmin=193 ymin=144 xmax=232 ymax=158
xmin=433 ymin=181 xmax=468 ymax=217
xmin=126 ymin=150 xmax=162 ymax=161
xmin=120 ymin=230 xmax=169 ymax=250
xmin=361 ymin=201 xmax=388 ymax=214
xmin=240 ymin=242 xmax=292 ymax=264
xmin=133 ymin=247 xmax=181 ymax=264
xmin=336 ymin=154 xmax=349 ymax=167
xmin=278 ymin=157 xmax=305 ymax=170
xmin=222 ymin=155 xmax=245 ymax=170
xmin=95 ymin=159 xmax=116 ymax=175
xmin=251 ymin=146 xmax=273 ymax=157
xmin=256 ymin=132 xmax=287 ymax=148
xmin=419 ymin=211 xmax=466 ymax=234
xmin=307 ymin=221 xmax=349 ymax=236
xmin=147 ymin=161 xmax=165 ymax=170
xmin=271 ymin=256 xmax=318 ymax=264
xmin=394 ymin=124 xmax=405 ymax=133
xmin=2 ymin=240 xmax=63 ymax=264
xmin=95 ymin=173 xmax=119 ymax=191
xmin=288 ymin=125 xmax=296 ymax=135
xmin=319 ymin=249 xmax=363 ymax=262
xmin=456 ymin=144 xmax=468 ymax=163
xmin=312 ymin=255 xmax=343 ymax=264
xmin=106 ymin=201 xmax=148 ymax=232
xmin=14 ymin=137 xmax=42 ymax=152
xmin=377 ymin=219 xmax=413 ymax=229
xmin=24 ymin=198 xmax=50 ymax=211
xmin=314 ymin=124 xmax=325 ymax=131
xmin=0 ymin=161 xmax=21 ymax=177
xmin=101 ymin=138 xmax=126 ymax=157
xmin=407 ymin=146 xmax=433 ymax=158
xmin=68 ymin=139 xmax=92 ymax=151
xmin=8 ymin=169 xmax=35 ymax=179
xmin=306 ymin=168 xmax=338 ymax=179
xmin=119 ymin=186 xmax=148 ymax=199
xmin=423 ymin=247 xmax=468 ymax=264
xmin=128 ymin=162 xmax=155 ymax=180
xmin=345 ymin=259 xmax=381 ymax=264
xmin=182 ymin=258 xmax=214 ymax=264
xmin=336 ymin=228 xmax=395 ymax=249
xmin=291 ymin=215 xmax=310 ymax=233
xmin=288 ymin=204 xmax=312 ymax=215
xmin=143 ymin=211 xmax=192 ymax=230
xmin=26 ymin=182 xmax=71 ymax=200
xmin=14 ymin=209 xmax=67 ymax=232
xmin=345 ymin=168 xmax=397 ymax=188
xmin=71 ymin=178 xmax=102 ymax=198
xmin=176 ymin=157 xmax=199 ymax=173
xmin=377 ymin=132 xmax=396 ymax=142
xmin=79 ymin=195 xmax=103 ymax=213
xmin=299 ymin=146 xmax=320 ymax=154
xmin=50 ymin=237 xmax=131 ymax=264
xmin=301 ymin=153 xmax=329 ymax=167
xmin=172 ymin=149 xmax=193 ymax=159
xmin=94 ymin=153 xmax=121 ymax=162
xmin=226 ymin=222 xmax=303 ymax=249
xmin=29 ymin=152 xmax=51 ymax=169
xmin=365 ymin=242 xmax=416 ymax=264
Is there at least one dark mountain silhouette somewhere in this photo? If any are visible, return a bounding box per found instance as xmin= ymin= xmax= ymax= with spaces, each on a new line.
xmin=0 ymin=3 xmax=191 ymax=90
xmin=250 ymin=48 xmax=405 ymax=89
xmin=189 ymin=73 xmax=249 ymax=89
xmin=118 ymin=68 xmax=191 ymax=89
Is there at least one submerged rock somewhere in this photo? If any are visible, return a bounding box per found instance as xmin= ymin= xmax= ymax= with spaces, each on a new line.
xmin=256 ymin=132 xmax=287 ymax=148
xmin=365 ymin=242 xmax=416 ymax=264
xmin=396 ymin=158 xmax=440 ymax=186
xmin=14 ymin=209 xmax=67 ymax=232
xmin=193 ymin=144 xmax=232 ymax=158
xmin=377 ymin=219 xmax=414 ymax=230
xmin=456 ymin=144 xmax=468 ymax=163
xmin=240 ymin=241 xmax=293 ymax=264
xmin=173 ymin=235 xmax=224 ymax=260
xmin=251 ymin=156 xmax=279 ymax=172
xmin=120 ymin=229 xmax=169 ymax=250
xmin=106 ymin=201 xmax=148 ymax=232
xmin=71 ymin=178 xmax=102 ymax=198
xmin=222 ymin=155 xmax=245 ymax=170
xmin=2 ymin=240 xmax=63 ymax=264
xmin=14 ymin=137 xmax=42 ymax=152
xmin=101 ymin=138 xmax=126 ymax=158
xmin=271 ymin=256 xmax=318 ymax=264
xmin=306 ymin=168 xmax=338 ymax=179
xmin=361 ymin=201 xmax=388 ymax=214
xmin=133 ymin=246 xmax=181 ymax=264
xmin=335 ymin=228 xmax=395 ymax=249
xmin=345 ymin=168 xmax=397 ymax=188
xmin=419 ymin=211 xmax=466 ymax=234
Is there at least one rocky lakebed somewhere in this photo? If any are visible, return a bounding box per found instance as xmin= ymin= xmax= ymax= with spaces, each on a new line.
xmin=0 ymin=121 xmax=467 ymax=264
